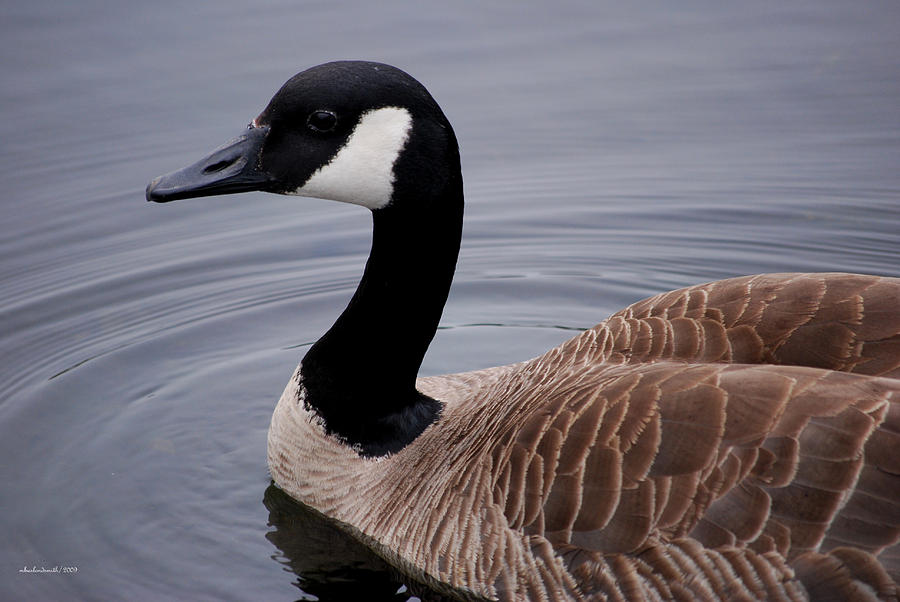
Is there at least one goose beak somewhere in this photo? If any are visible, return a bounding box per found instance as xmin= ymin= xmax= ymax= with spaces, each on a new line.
xmin=146 ymin=125 xmax=273 ymax=203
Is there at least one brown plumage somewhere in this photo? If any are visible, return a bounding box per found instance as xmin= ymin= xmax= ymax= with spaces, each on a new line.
xmin=147 ymin=61 xmax=900 ymax=601
xmin=270 ymin=272 xmax=900 ymax=601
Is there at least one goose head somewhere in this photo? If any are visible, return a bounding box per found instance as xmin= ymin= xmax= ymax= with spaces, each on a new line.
xmin=146 ymin=60 xmax=460 ymax=213
xmin=147 ymin=62 xmax=464 ymax=456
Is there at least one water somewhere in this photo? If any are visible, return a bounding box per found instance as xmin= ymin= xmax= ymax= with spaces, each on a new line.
xmin=2 ymin=1 xmax=898 ymax=599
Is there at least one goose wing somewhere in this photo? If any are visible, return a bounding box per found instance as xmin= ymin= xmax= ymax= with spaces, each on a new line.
xmin=487 ymin=273 xmax=899 ymax=599
xmin=568 ymin=272 xmax=899 ymax=377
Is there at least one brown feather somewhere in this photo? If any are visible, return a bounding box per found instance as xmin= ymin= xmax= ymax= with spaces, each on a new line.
xmin=269 ymin=273 xmax=900 ymax=600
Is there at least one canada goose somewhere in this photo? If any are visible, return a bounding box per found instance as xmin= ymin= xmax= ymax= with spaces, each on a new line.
xmin=147 ymin=61 xmax=900 ymax=601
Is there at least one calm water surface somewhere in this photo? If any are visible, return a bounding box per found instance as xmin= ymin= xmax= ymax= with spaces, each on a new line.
xmin=2 ymin=2 xmax=898 ymax=599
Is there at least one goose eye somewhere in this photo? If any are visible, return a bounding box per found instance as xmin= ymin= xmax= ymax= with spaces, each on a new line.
xmin=307 ymin=110 xmax=337 ymax=132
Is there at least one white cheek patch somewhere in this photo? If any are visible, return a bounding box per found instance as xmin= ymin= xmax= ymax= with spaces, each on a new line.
xmin=291 ymin=106 xmax=412 ymax=209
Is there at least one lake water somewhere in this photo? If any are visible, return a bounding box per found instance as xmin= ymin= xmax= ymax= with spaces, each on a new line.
xmin=2 ymin=1 xmax=898 ymax=599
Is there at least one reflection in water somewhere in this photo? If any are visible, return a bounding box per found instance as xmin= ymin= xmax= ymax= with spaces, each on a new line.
xmin=264 ymin=483 xmax=438 ymax=601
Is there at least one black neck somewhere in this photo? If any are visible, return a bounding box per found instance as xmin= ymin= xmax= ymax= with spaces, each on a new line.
xmin=299 ymin=160 xmax=463 ymax=456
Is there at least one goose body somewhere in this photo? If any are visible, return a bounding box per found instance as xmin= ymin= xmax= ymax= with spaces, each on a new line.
xmin=147 ymin=62 xmax=900 ymax=601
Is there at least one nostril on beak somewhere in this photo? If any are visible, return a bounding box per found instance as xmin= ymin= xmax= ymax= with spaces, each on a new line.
xmin=203 ymin=157 xmax=238 ymax=175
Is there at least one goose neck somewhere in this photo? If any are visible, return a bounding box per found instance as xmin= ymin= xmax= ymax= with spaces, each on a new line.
xmin=299 ymin=183 xmax=463 ymax=455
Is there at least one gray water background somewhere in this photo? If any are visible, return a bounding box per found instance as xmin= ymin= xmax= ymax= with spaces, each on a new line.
xmin=2 ymin=1 xmax=898 ymax=599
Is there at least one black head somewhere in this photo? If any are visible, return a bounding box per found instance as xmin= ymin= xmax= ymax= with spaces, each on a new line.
xmin=146 ymin=61 xmax=459 ymax=211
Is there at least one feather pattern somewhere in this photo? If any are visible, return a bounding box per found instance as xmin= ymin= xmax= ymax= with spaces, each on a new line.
xmin=147 ymin=61 xmax=899 ymax=601
xmin=269 ymin=272 xmax=900 ymax=600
